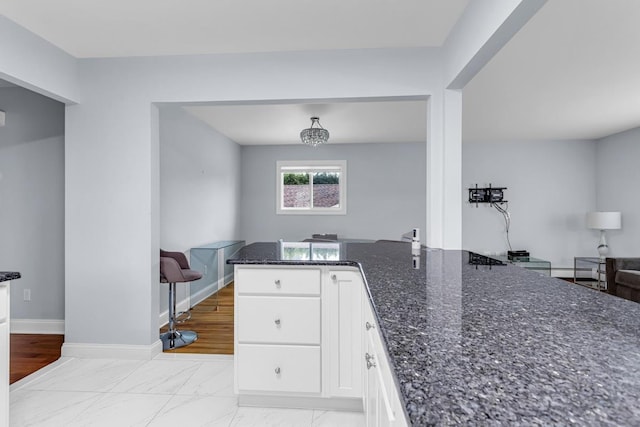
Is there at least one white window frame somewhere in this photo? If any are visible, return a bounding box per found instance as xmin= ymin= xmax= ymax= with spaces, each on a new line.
xmin=276 ymin=160 xmax=347 ymax=215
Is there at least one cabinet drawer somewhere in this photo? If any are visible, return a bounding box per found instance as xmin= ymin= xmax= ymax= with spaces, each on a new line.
xmin=236 ymin=268 xmax=320 ymax=296
xmin=237 ymin=344 xmax=321 ymax=393
xmin=237 ymin=296 xmax=320 ymax=344
xmin=0 ymin=284 xmax=7 ymax=323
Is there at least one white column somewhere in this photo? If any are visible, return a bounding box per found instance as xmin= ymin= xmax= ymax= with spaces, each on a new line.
xmin=63 ymin=99 xmax=161 ymax=358
xmin=427 ymin=89 xmax=462 ymax=250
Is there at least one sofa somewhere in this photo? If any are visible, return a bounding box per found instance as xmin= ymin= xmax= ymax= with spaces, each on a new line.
xmin=605 ymin=258 xmax=640 ymax=303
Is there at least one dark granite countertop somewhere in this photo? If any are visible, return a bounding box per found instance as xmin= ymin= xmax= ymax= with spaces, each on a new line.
xmin=229 ymin=241 xmax=640 ymax=426
xmin=0 ymin=272 xmax=20 ymax=282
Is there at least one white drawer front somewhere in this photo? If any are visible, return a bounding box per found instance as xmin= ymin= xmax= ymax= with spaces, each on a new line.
xmin=237 ymin=344 xmax=321 ymax=393
xmin=237 ymin=296 xmax=320 ymax=344
xmin=0 ymin=285 xmax=7 ymax=323
xmin=236 ymin=268 xmax=320 ymax=296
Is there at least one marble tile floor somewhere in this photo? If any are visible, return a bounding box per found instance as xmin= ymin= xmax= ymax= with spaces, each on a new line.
xmin=10 ymin=354 xmax=365 ymax=427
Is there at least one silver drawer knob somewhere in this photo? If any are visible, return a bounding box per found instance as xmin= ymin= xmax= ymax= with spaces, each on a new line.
xmin=365 ymin=352 xmax=376 ymax=369
xmin=274 ymin=279 xmax=281 ymax=288
xmin=331 ymin=274 xmax=337 ymax=281
xmin=365 ymin=321 xmax=375 ymax=330
xmin=275 ymin=367 xmax=281 ymax=375
xmin=274 ymin=318 xmax=281 ymax=326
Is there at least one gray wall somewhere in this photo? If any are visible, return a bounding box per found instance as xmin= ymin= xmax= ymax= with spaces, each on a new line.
xmin=462 ymin=139 xmax=596 ymax=270
xmin=0 ymin=86 xmax=65 ymax=320
xmin=240 ymin=142 xmax=426 ymax=243
xmin=159 ymin=106 xmax=242 ymax=313
xmin=595 ymin=126 xmax=640 ymax=257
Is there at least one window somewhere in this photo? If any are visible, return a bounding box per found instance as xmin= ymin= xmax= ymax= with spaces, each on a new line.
xmin=276 ymin=160 xmax=347 ymax=215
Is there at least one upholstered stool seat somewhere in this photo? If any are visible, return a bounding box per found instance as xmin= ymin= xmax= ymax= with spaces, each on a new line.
xmin=160 ymin=249 xmax=203 ymax=350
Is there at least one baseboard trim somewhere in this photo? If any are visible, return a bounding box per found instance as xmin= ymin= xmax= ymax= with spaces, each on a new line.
xmin=154 ymin=353 xmax=233 ymax=361
xmin=159 ymin=278 xmax=233 ymax=328
xmin=190 ymin=281 xmax=219 ymax=307
xmin=223 ymin=273 xmax=234 ymax=286
xmin=61 ymin=340 xmax=163 ymax=360
xmin=158 ymin=297 xmax=191 ymax=328
xmin=10 ymin=357 xmax=73 ymax=392
xmin=239 ymin=395 xmax=363 ymax=412
xmin=551 ymin=267 xmax=574 ymax=278
xmin=11 ymin=319 xmax=65 ymax=334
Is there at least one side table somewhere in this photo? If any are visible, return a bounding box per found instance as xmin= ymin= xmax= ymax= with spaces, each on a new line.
xmin=190 ymin=240 xmax=245 ymax=308
xmin=494 ymin=255 xmax=551 ymax=276
xmin=574 ymin=257 xmax=606 ymax=290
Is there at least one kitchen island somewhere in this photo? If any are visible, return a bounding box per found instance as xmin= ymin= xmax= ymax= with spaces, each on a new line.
xmin=229 ymin=241 xmax=640 ymax=426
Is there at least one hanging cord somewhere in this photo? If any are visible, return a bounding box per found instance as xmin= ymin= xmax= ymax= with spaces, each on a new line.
xmin=492 ymin=202 xmax=512 ymax=252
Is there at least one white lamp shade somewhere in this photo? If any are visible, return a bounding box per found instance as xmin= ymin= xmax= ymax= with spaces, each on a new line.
xmin=586 ymin=211 xmax=621 ymax=230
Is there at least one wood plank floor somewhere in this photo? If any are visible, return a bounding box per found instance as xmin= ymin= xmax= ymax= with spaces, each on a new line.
xmin=9 ymin=284 xmax=233 ymax=384
xmin=160 ymin=282 xmax=234 ymax=354
xmin=10 ymin=334 xmax=64 ymax=384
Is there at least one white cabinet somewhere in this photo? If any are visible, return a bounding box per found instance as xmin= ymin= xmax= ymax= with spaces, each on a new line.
xmin=235 ymin=266 xmax=323 ymax=400
xmin=363 ymin=296 xmax=408 ymax=427
xmin=233 ymin=263 xmax=407 ymax=424
xmin=326 ymin=269 xmax=363 ymax=398
xmin=237 ymin=344 xmax=321 ymax=393
xmin=1 ymin=281 xmax=10 ymax=427
xmin=234 ymin=265 xmax=363 ymax=410
xmin=0 ymin=284 xmax=7 ymax=322
xmin=235 ymin=268 xmax=320 ymax=296
xmin=237 ymin=296 xmax=321 ymax=344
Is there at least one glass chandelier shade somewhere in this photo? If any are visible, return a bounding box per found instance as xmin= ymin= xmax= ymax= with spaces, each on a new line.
xmin=300 ymin=116 xmax=329 ymax=147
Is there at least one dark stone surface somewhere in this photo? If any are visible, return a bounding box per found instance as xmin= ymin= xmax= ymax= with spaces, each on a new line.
xmin=229 ymin=241 xmax=640 ymax=426
xmin=0 ymin=271 xmax=20 ymax=282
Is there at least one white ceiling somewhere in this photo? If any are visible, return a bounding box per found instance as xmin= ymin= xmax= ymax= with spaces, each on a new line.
xmin=2 ymin=0 xmax=639 ymax=143
xmin=0 ymin=0 xmax=468 ymax=58
xmin=464 ymin=0 xmax=640 ymax=141
xmin=183 ymin=100 xmax=427 ymax=146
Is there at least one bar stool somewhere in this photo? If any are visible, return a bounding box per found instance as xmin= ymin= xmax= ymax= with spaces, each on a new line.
xmin=159 ymin=249 xmax=203 ymax=350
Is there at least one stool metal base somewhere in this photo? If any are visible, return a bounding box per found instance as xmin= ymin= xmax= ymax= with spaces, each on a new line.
xmin=160 ymin=330 xmax=198 ymax=350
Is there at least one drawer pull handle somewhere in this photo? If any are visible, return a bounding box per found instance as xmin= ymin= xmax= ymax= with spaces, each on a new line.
xmin=365 ymin=353 xmax=376 ymax=369
xmin=331 ymin=274 xmax=337 ymax=281
xmin=274 ymin=279 xmax=281 ymax=288
xmin=275 ymin=367 xmax=281 ymax=375
xmin=365 ymin=321 xmax=375 ymax=331
xmin=274 ymin=318 xmax=281 ymax=326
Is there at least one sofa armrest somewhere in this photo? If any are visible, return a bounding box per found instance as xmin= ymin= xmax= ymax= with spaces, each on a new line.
xmin=606 ymin=258 xmax=640 ymax=295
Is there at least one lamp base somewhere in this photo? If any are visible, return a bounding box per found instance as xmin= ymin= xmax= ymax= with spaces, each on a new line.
xmin=597 ymin=245 xmax=609 ymax=258
xmin=597 ymin=230 xmax=609 ymax=258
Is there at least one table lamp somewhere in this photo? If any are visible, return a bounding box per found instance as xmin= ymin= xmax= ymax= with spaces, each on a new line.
xmin=586 ymin=211 xmax=621 ymax=257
